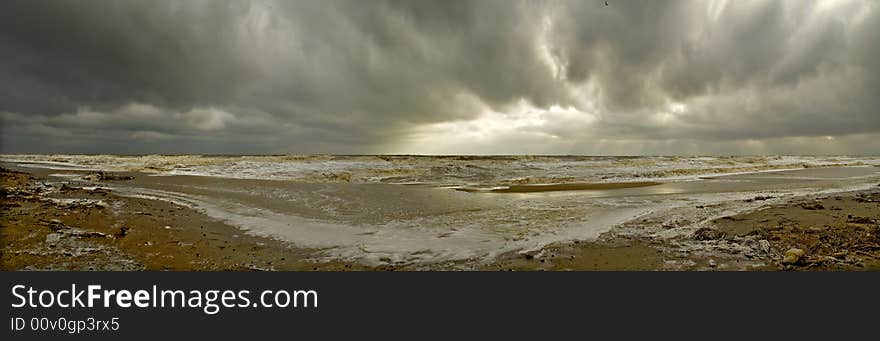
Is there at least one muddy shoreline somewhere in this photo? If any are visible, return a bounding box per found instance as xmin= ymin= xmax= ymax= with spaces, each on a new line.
xmin=2 ymin=167 xmax=878 ymax=271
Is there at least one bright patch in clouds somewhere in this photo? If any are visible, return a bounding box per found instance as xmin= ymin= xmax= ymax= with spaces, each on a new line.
xmin=402 ymin=100 xmax=596 ymax=154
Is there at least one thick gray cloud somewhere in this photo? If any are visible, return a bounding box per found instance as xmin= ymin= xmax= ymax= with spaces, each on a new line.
xmin=1 ymin=0 xmax=878 ymax=155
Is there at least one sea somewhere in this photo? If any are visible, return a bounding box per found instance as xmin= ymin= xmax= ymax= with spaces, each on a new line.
xmin=4 ymin=154 xmax=880 ymax=267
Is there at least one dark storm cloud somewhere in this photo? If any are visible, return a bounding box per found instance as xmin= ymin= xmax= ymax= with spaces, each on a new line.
xmin=1 ymin=0 xmax=878 ymax=154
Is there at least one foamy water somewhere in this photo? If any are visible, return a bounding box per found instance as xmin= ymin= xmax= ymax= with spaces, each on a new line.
xmin=5 ymin=154 xmax=880 ymax=268
xmin=3 ymin=154 xmax=877 ymax=187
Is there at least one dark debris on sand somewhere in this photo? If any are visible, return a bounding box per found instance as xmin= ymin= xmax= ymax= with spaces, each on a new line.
xmin=708 ymin=192 xmax=880 ymax=270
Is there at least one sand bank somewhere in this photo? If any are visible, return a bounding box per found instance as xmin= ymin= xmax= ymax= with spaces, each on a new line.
xmin=457 ymin=181 xmax=661 ymax=193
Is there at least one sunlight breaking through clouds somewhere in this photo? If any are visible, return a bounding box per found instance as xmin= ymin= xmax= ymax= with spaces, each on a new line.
xmin=1 ymin=0 xmax=878 ymax=154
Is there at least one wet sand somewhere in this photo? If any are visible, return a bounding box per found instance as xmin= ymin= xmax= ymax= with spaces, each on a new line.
xmin=457 ymin=181 xmax=660 ymax=193
xmin=487 ymin=188 xmax=880 ymax=271
xmin=0 ymin=168 xmax=373 ymax=271
xmin=2 ymin=166 xmax=879 ymax=271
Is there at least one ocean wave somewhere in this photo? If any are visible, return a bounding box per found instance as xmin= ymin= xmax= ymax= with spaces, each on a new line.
xmin=3 ymin=154 xmax=878 ymax=187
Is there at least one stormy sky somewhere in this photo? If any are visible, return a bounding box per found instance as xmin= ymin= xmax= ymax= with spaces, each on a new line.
xmin=1 ymin=0 xmax=878 ymax=155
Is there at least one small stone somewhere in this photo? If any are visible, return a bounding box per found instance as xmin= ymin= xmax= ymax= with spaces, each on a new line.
xmin=45 ymin=233 xmax=62 ymax=245
xmin=693 ymin=228 xmax=724 ymax=241
xmin=801 ymin=203 xmax=824 ymax=210
xmin=847 ymin=216 xmax=875 ymax=224
xmin=758 ymin=240 xmax=771 ymax=254
xmin=782 ymin=248 xmax=805 ymax=264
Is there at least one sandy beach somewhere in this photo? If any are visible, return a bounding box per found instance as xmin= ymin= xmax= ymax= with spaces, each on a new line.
xmin=491 ymin=190 xmax=880 ymax=271
xmin=2 ymin=158 xmax=878 ymax=271
xmin=0 ymin=167 xmax=375 ymax=271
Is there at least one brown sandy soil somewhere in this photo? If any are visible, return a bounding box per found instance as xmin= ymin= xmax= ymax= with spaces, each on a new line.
xmin=479 ymin=191 xmax=880 ymax=271
xmin=0 ymin=167 xmax=372 ymax=271
xmin=708 ymin=192 xmax=880 ymax=270
xmin=485 ymin=239 xmax=668 ymax=271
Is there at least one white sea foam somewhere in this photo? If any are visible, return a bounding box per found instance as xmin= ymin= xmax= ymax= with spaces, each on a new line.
xmin=4 ymin=154 xmax=878 ymax=187
xmin=108 ymin=186 xmax=670 ymax=266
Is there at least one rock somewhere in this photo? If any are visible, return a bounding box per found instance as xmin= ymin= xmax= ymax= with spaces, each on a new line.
xmin=847 ymin=216 xmax=875 ymax=224
xmin=82 ymin=173 xmax=102 ymax=181
xmin=104 ymin=173 xmax=134 ymax=181
xmin=44 ymin=219 xmax=66 ymax=230
xmin=758 ymin=239 xmax=771 ymax=254
xmin=801 ymin=203 xmax=825 ymax=210
xmin=693 ymin=228 xmax=725 ymax=241
xmin=73 ymin=230 xmax=108 ymax=238
xmin=45 ymin=233 xmax=63 ymax=245
xmin=782 ymin=248 xmax=805 ymax=264
xmin=744 ymin=195 xmax=773 ymax=203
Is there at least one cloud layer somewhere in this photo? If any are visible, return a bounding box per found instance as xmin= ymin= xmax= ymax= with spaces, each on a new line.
xmin=1 ymin=0 xmax=878 ymax=154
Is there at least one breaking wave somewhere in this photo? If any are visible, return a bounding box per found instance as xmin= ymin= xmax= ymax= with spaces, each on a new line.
xmin=3 ymin=154 xmax=878 ymax=188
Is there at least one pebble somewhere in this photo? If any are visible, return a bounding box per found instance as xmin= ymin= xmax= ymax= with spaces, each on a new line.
xmin=45 ymin=233 xmax=62 ymax=245
xmin=693 ymin=227 xmax=724 ymax=241
xmin=758 ymin=240 xmax=771 ymax=254
xmin=782 ymin=248 xmax=805 ymax=264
